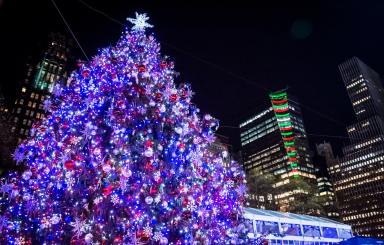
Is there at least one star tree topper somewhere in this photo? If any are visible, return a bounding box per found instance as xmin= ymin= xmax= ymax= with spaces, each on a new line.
xmin=127 ymin=12 xmax=153 ymax=31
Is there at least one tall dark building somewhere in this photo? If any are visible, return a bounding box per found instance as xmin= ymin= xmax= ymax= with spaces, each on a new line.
xmin=240 ymin=91 xmax=317 ymax=212
xmin=334 ymin=57 xmax=384 ymax=238
xmin=11 ymin=33 xmax=73 ymax=142
xmin=314 ymin=142 xmax=340 ymax=220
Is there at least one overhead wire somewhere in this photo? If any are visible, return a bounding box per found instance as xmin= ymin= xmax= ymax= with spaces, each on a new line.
xmin=74 ymin=0 xmax=351 ymax=137
xmin=77 ymin=0 xmax=271 ymax=92
xmin=288 ymin=99 xmax=347 ymax=127
xmin=51 ymin=0 xmax=89 ymax=61
xmin=220 ymin=124 xmax=363 ymax=141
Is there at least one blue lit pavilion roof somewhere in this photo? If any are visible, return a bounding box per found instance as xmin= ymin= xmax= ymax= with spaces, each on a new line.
xmin=244 ymin=207 xmax=347 ymax=226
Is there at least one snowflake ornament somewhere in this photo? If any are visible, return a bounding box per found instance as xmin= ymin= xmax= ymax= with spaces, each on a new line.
xmin=143 ymin=224 xmax=153 ymax=237
xmin=153 ymin=231 xmax=163 ymax=241
xmin=71 ymin=218 xmax=88 ymax=238
xmin=40 ymin=217 xmax=51 ymax=229
xmin=43 ymin=99 xmax=52 ymax=112
xmin=94 ymin=196 xmax=103 ymax=205
xmin=111 ymin=194 xmax=120 ymax=205
xmin=153 ymin=171 xmax=161 ymax=181
xmin=226 ymin=180 xmax=234 ymax=188
xmin=0 ymin=181 xmax=13 ymax=195
xmin=15 ymin=237 xmax=25 ymax=245
xmin=127 ymin=12 xmax=153 ymax=31
xmin=52 ymin=84 xmax=63 ymax=97
xmin=154 ymin=195 xmax=161 ymax=204
xmin=187 ymin=202 xmax=197 ymax=211
xmin=236 ymin=184 xmax=247 ymax=195
xmin=220 ymin=189 xmax=229 ymax=197
xmin=0 ymin=215 xmax=8 ymax=230
xmin=12 ymin=149 xmax=25 ymax=164
xmin=66 ymin=177 xmax=75 ymax=188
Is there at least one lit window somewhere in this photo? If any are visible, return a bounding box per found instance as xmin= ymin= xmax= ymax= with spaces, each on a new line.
xmin=22 ymin=119 xmax=27 ymax=125
xmin=21 ymin=87 xmax=27 ymax=93
xmin=25 ymin=110 xmax=30 ymax=116
xmin=30 ymin=93 xmax=35 ymax=99
xmin=13 ymin=117 xmax=18 ymax=123
xmin=28 ymin=101 xmax=32 ymax=107
xmin=16 ymin=108 xmax=21 ymax=114
xmin=32 ymin=102 xmax=36 ymax=108
xmin=19 ymin=99 xmax=24 ymax=105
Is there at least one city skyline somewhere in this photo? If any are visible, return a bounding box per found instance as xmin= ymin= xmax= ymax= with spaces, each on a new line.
xmin=2 ymin=1 xmax=384 ymax=155
xmin=331 ymin=57 xmax=384 ymax=237
xmin=1 ymin=1 xmax=384 ymax=242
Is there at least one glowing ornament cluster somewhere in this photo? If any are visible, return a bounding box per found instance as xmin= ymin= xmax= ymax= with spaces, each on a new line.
xmin=0 ymin=13 xmax=247 ymax=244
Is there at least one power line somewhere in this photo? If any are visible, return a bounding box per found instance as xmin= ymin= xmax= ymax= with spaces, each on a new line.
xmin=78 ymin=0 xmax=125 ymax=26
xmin=75 ymin=0 xmax=348 ymax=130
xmin=220 ymin=124 xmax=364 ymax=141
xmin=51 ymin=0 xmax=89 ymax=61
xmin=288 ymin=99 xmax=346 ymax=127
xmin=306 ymin=133 xmax=355 ymax=140
xmin=219 ymin=125 xmax=240 ymax=129
xmin=76 ymin=0 xmax=271 ymax=92
xmin=160 ymin=43 xmax=271 ymax=92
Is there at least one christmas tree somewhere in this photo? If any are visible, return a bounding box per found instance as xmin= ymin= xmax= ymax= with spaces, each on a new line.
xmin=0 ymin=13 xmax=247 ymax=244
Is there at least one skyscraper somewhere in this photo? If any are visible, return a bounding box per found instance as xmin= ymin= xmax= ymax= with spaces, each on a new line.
xmin=11 ymin=33 xmax=73 ymax=142
xmin=240 ymin=90 xmax=317 ymax=212
xmin=334 ymin=57 xmax=384 ymax=237
xmin=314 ymin=142 xmax=340 ymax=220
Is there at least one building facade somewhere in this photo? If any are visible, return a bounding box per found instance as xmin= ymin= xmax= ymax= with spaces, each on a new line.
xmin=11 ymin=33 xmax=73 ymax=142
xmin=240 ymin=91 xmax=317 ymax=212
xmin=208 ymin=134 xmax=233 ymax=167
xmin=314 ymin=142 xmax=340 ymax=220
xmin=334 ymin=57 xmax=384 ymax=237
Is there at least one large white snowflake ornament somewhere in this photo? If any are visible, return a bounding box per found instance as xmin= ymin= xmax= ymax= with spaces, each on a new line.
xmin=0 ymin=215 xmax=8 ymax=230
xmin=71 ymin=218 xmax=90 ymax=238
xmin=40 ymin=216 xmax=51 ymax=229
xmin=143 ymin=224 xmax=153 ymax=237
xmin=154 ymin=195 xmax=161 ymax=204
xmin=226 ymin=180 xmax=234 ymax=188
xmin=111 ymin=194 xmax=120 ymax=205
xmin=94 ymin=196 xmax=103 ymax=205
xmin=12 ymin=150 xmax=25 ymax=164
xmin=153 ymin=231 xmax=163 ymax=241
xmin=187 ymin=202 xmax=197 ymax=211
xmin=127 ymin=12 xmax=153 ymax=31
xmin=43 ymin=99 xmax=52 ymax=112
xmin=153 ymin=171 xmax=161 ymax=181
xmin=52 ymin=84 xmax=63 ymax=97
xmin=15 ymin=237 xmax=25 ymax=245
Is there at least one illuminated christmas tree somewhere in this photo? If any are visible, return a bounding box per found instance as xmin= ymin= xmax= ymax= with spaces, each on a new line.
xmin=0 ymin=13 xmax=247 ymax=244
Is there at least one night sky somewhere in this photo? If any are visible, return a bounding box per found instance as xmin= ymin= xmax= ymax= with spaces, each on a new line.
xmin=1 ymin=0 xmax=384 ymax=154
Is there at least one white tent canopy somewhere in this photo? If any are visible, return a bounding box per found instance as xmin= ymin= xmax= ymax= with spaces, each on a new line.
xmin=244 ymin=207 xmax=353 ymax=245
